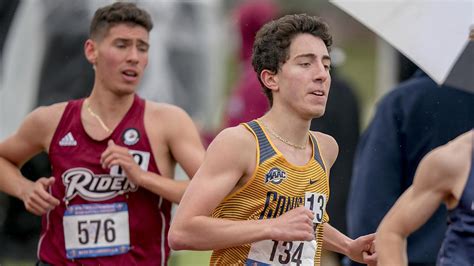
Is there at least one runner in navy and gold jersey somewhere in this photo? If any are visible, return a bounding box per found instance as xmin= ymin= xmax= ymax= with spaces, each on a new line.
xmin=377 ymin=129 xmax=474 ymax=265
xmin=169 ymin=14 xmax=377 ymax=265
xmin=0 ymin=2 xmax=204 ymax=265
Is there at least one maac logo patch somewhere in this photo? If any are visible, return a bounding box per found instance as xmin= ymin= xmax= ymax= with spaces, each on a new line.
xmin=265 ymin=167 xmax=287 ymax=184
xmin=122 ymin=128 xmax=140 ymax=146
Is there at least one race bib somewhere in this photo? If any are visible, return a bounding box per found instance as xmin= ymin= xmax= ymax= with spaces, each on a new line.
xmin=246 ymin=239 xmax=316 ymax=265
xmin=304 ymin=192 xmax=326 ymax=224
xmin=63 ymin=203 xmax=130 ymax=259
xmin=246 ymin=192 xmax=326 ymax=265
xmin=110 ymin=150 xmax=150 ymax=177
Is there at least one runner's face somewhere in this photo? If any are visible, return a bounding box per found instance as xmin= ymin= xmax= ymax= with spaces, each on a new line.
xmin=274 ymin=33 xmax=331 ymax=119
xmin=92 ymin=23 xmax=149 ymax=95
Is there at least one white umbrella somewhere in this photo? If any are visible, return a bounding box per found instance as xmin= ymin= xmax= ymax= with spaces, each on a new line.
xmin=330 ymin=0 xmax=474 ymax=93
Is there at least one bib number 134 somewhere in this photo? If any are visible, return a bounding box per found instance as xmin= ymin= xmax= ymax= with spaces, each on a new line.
xmin=269 ymin=240 xmax=305 ymax=265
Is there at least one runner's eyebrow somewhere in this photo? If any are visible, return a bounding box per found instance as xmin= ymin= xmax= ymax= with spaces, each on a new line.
xmin=114 ymin=38 xmax=150 ymax=48
xmin=293 ymin=53 xmax=331 ymax=63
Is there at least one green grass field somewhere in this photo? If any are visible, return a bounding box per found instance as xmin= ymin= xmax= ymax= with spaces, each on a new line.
xmin=169 ymin=250 xmax=212 ymax=266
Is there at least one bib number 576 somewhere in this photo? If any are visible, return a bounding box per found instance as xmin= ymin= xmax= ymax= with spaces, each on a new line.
xmin=77 ymin=219 xmax=116 ymax=245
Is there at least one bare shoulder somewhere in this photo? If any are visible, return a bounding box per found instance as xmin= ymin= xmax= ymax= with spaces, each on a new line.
xmin=0 ymin=102 xmax=67 ymax=164
xmin=312 ymin=131 xmax=339 ymax=168
xmin=145 ymin=101 xmax=189 ymax=120
xmin=209 ymin=125 xmax=256 ymax=152
xmin=20 ymin=102 xmax=67 ymax=140
xmin=430 ymin=130 xmax=471 ymax=176
xmin=414 ymin=131 xmax=472 ymax=192
xmin=312 ymin=131 xmax=338 ymax=148
xmin=30 ymin=102 xmax=68 ymax=124
xmin=206 ymin=125 xmax=257 ymax=175
xmin=144 ymin=101 xmax=197 ymax=136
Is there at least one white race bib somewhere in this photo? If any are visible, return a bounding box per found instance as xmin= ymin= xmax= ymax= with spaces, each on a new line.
xmin=246 ymin=192 xmax=326 ymax=265
xmin=304 ymin=192 xmax=327 ymax=224
xmin=110 ymin=150 xmax=150 ymax=177
xmin=63 ymin=203 xmax=130 ymax=259
xmin=246 ymin=239 xmax=316 ymax=265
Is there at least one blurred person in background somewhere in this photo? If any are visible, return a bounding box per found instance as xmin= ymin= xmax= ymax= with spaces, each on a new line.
xmin=347 ymin=61 xmax=474 ymax=265
xmin=199 ymin=0 xmax=279 ymax=147
xmin=0 ymin=2 xmax=204 ymax=265
xmin=222 ymin=0 xmax=278 ymax=129
xmin=0 ymin=0 xmax=19 ymax=72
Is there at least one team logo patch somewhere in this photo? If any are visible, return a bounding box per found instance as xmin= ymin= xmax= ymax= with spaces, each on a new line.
xmin=265 ymin=167 xmax=287 ymax=185
xmin=122 ymin=128 xmax=140 ymax=146
xmin=59 ymin=132 xmax=77 ymax=146
xmin=62 ymin=168 xmax=138 ymax=202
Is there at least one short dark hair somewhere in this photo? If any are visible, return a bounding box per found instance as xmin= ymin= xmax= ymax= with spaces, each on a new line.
xmin=90 ymin=2 xmax=153 ymax=40
xmin=252 ymin=14 xmax=332 ymax=106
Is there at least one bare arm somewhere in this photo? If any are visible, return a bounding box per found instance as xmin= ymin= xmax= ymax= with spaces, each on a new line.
xmin=376 ymin=145 xmax=459 ymax=265
xmin=101 ymin=103 xmax=205 ymax=203
xmin=168 ymin=126 xmax=315 ymax=250
xmin=323 ymin=223 xmax=351 ymax=254
xmin=165 ymin=106 xmax=205 ymax=179
xmin=0 ymin=105 xmax=63 ymax=215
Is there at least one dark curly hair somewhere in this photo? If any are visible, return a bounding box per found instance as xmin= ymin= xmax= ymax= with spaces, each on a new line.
xmin=90 ymin=2 xmax=153 ymax=40
xmin=252 ymin=14 xmax=332 ymax=106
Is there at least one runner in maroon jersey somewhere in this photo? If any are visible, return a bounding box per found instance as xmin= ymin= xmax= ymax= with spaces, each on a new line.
xmin=0 ymin=2 xmax=204 ymax=265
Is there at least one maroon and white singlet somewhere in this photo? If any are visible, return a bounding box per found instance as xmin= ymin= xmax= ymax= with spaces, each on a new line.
xmin=39 ymin=95 xmax=171 ymax=265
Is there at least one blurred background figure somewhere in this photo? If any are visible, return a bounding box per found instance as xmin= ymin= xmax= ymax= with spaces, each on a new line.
xmin=200 ymin=0 xmax=279 ymax=147
xmin=0 ymin=0 xmax=19 ymax=77
xmin=136 ymin=0 xmax=224 ymax=125
xmin=221 ymin=0 xmax=278 ymax=129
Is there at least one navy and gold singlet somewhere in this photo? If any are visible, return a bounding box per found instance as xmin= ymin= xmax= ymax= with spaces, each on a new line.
xmin=210 ymin=120 xmax=330 ymax=265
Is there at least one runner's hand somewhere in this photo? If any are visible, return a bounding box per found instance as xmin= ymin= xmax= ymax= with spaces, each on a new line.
xmin=22 ymin=177 xmax=60 ymax=215
xmin=101 ymin=140 xmax=145 ymax=186
xmin=348 ymin=233 xmax=377 ymax=264
xmin=269 ymin=206 xmax=315 ymax=241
